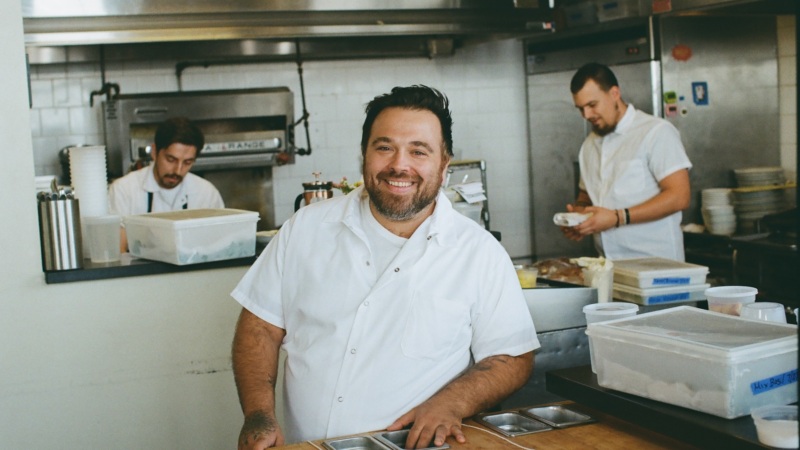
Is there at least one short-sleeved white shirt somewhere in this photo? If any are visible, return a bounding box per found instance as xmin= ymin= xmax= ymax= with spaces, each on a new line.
xmin=231 ymin=187 xmax=540 ymax=443
xmin=578 ymin=104 xmax=692 ymax=261
xmin=107 ymin=165 xmax=224 ymax=216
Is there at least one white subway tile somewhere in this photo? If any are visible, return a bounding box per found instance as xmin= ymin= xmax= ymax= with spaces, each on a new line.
xmin=30 ymin=79 xmax=53 ymax=108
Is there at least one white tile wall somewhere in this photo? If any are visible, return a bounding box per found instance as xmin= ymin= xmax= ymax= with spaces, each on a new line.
xmin=27 ymin=39 xmax=533 ymax=258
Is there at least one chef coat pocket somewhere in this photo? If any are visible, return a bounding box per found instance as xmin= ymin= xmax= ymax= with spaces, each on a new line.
xmin=613 ymin=159 xmax=648 ymax=196
xmin=401 ymin=297 xmax=470 ymax=360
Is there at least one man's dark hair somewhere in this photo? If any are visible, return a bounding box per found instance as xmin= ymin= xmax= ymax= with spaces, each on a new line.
xmin=361 ymin=85 xmax=454 ymax=158
xmin=570 ymin=63 xmax=619 ymax=94
xmin=154 ymin=117 xmax=205 ymax=156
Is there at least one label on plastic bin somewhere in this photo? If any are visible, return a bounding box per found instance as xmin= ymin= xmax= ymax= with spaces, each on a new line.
xmin=652 ymin=276 xmax=690 ymax=286
xmin=648 ymin=292 xmax=691 ymax=304
xmin=750 ymin=369 xmax=798 ymax=395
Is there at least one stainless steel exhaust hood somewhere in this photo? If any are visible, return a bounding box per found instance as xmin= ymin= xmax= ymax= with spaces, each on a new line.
xmin=23 ymin=0 xmax=553 ymax=64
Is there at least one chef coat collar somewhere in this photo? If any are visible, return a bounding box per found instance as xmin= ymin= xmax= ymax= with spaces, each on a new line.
xmin=329 ymin=185 xmax=459 ymax=248
xmin=612 ymin=103 xmax=637 ymax=135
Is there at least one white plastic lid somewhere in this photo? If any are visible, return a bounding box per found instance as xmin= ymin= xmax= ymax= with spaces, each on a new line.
xmin=83 ymin=214 xmax=121 ymax=225
xmin=705 ymin=286 xmax=758 ymax=302
xmin=583 ymin=302 xmax=639 ymax=316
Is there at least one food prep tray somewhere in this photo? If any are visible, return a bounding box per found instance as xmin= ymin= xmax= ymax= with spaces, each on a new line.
xmin=520 ymin=405 xmax=595 ymax=428
xmin=372 ymin=430 xmax=449 ymax=450
xmin=474 ymin=411 xmax=552 ymax=437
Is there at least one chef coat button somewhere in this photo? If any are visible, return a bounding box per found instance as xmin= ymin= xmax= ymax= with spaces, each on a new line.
xmin=350 ymin=348 xmax=356 ymax=354
xmin=394 ymin=267 xmax=400 ymax=272
xmin=338 ymin=397 xmax=343 ymax=402
xmin=366 ymin=260 xmax=371 ymax=266
xmin=364 ymin=300 xmax=370 ymax=306
xmin=427 ymin=235 xmax=432 ymax=240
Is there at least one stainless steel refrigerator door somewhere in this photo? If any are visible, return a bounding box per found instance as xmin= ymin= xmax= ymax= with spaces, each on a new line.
xmin=526 ymin=61 xmax=659 ymax=260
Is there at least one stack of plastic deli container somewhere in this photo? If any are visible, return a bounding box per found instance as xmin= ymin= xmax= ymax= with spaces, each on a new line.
xmin=612 ymin=257 xmax=710 ymax=306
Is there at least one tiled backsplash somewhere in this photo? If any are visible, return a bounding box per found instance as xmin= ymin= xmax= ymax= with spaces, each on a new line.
xmin=28 ymin=39 xmax=534 ymax=258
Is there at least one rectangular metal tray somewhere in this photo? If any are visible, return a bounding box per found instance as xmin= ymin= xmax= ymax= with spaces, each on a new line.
xmin=322 ymin=435 xmax=388 ymax=450
xmin=520 ymin=405 xmax=595 ymax=428
xmin=474 ymin=411 xmax=552 ymax=437
xmin=373 ymin=430 xmax=449 ymax=450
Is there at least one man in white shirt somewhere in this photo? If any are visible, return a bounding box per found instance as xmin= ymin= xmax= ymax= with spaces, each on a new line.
xmin=231 ymin=86 xmax=539 ymax=449
xmin=561 ymin=63 xmax=692 ymax=261
xmin=107 ymin=117 xmax=224 ymax=249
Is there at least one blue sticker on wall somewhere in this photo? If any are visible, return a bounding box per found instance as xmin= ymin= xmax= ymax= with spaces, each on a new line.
xmin=750 ymin=369 xmax=798 ymax=395
xmin=692 ymin=82 xmax=709 ymax=105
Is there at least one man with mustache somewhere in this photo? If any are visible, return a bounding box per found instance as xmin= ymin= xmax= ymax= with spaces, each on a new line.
xmin=231 ymin=85 xmax=539 ymax=449
xmin=108 ymin=117 xmax=224 ymax=247
xmin=561 ymin=63 xmax=692 ymax=261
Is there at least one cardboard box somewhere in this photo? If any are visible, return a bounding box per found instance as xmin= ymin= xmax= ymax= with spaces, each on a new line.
xmin=124 ymin=208 xmax=258 ymax=265
xmin=586 ymin=306 xmax=797 ymax=418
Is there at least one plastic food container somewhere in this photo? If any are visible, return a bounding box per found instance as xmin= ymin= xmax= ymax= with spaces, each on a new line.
xmin=751 ymin=405 xmax=799 ymax=448
xmin=613 ymin=257 xmax=709 ymax=288
xmin=586 ymin=306 xmax=798 ymax=419
xmin=123 ymin=208 xmax=258 ymax=265
xmin=582 ymin=302 xmax=638 ymax=325
xmin=515 ymin=264 xmax=539 ymax=288
xmin=613 ymin=283 xmax=709 ymax=305
xmin=705 ymin=286 xmax=758 ymax=316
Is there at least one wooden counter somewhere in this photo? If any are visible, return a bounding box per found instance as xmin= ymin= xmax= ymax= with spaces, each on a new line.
xmin=276 ymin=402 xmax=699 ymax=449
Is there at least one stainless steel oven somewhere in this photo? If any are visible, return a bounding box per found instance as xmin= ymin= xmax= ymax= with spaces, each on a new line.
xmin=103 ymin=87 xmax=296 ymax=230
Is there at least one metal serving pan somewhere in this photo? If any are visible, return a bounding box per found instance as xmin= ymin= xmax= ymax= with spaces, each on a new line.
xmin=474 ymin=411 xmax=552 ymax=437
xmin=521 ymin=405 xmax=595 ymax=428
xmin=373 ymin=429 xmax=449 ymax=450
xmin=322 ymin=435 xmax=387 ymax=450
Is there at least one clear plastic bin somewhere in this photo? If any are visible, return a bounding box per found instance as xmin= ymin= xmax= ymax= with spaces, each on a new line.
xmin=586 ymin=306 xmax=798 ymax=419
xmin=123 ymin=208 xmax=258 ymax=265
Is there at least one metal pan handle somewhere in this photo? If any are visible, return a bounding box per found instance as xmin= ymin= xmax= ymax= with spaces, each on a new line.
xmin=133 ymin=107 xmax=169 ymax=116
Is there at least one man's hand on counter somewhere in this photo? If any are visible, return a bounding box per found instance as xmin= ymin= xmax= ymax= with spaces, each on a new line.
xmin=386 ymin=398 xmax=467 ymax=449
xmin=386 ymin=352 xmax=534 ymax=449
xmin=238 ymin=410 xmax=284 ymax=450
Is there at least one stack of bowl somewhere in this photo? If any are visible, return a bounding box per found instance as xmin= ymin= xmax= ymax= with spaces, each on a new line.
xmin=701 ymin=188 xmax=736 ymax=235
xmin=732 ymin=167 xmax=789 ymax=233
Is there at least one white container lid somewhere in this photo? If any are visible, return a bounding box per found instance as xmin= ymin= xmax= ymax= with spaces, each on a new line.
xmin=586 ymin=306 xmax=797 ymax=363
xmin=123 ymin=208 xmax=259 ymax=229
xmin=583 ymin=302 xmax=639 ymax=316
xmin=614 ymin=257 xmax=708 ymax=287
xmin=614 ymin=257 xmax=709 ymax=277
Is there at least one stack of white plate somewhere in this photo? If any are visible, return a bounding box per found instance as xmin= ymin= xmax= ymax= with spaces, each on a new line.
xmin=68 ymin=145 xmax=110 ymax=258
xmin=701 ymin=188 xmax=736 ymax=235
xmin=733 ymin=167 xmax=785 ymax=187
xmin=732 ymin=167 xmax=790 ymax=233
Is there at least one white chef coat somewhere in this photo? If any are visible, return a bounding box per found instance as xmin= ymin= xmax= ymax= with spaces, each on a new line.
xmin=231 ymin=187 xmax=539 ymax=444
xmin=578 ymin=104 xmax=692 ymax=261
xmin=107 ymin=165 xmax=224 ymax=217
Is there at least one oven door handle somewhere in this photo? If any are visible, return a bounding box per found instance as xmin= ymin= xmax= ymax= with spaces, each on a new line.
xmin=133 ymin=107 xmax=169 ymax=117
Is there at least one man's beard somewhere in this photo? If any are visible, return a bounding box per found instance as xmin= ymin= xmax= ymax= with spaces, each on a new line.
xmin=592 ymin=123 xmax=616 ymax=137
xmin=591 ymin=102 xmax=619 ymax=137
xmin=364 ymin=169 xmax=442 ymax=222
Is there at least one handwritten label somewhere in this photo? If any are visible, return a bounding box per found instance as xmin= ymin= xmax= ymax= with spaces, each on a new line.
xmin=648 ymin=292 xmax=690 ymax=304
xmin=751 ymin=369 xmax=798 ymax=395
xmin=652 ymin=277 xmax=690 ymax=286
